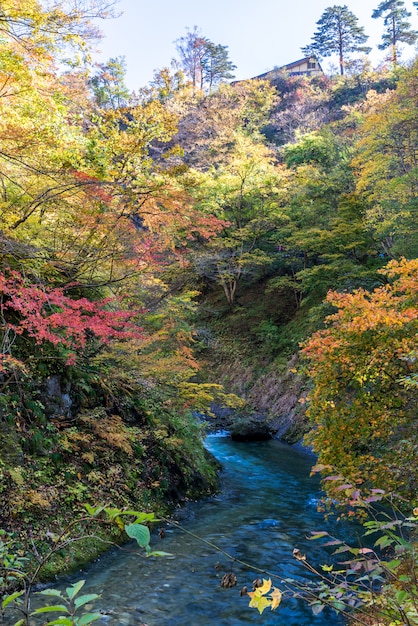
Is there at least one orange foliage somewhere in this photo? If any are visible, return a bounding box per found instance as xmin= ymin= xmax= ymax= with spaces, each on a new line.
xmin=302 ymin=259 xmax=418 ymax=498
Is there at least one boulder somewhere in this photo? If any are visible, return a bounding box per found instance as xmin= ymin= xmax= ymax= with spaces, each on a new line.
xmin=230 ymin=416 xmax=275 ymax=442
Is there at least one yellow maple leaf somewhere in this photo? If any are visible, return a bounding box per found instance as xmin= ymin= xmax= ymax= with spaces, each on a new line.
xmin=248 ymin=593 xmax=272 ymax=615
xmin=257 ymin=578 xmax=272 ymax=595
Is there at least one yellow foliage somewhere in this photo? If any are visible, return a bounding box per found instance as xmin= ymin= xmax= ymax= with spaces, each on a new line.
xmin=9 ymin=467 xmax=25 ymax=486
xmin=86 ymin=470 xmax=105 ymax=484
xmin=177 ymin=382 xmax=245 ymax=414
xmin=61 ymin=430 xmax=93 ymax=452
xmin=81 ymin=414 xmax=133 ymax=456
xmin=81 ymin=452 xmax=95 ymax=464
xmin=248 ymin=579 xmax=282 ymax=615
xmin=302 ymin=258 xmax=418 ymax=499
xmin=26 ymin=489 xmax=51 ymax=509
xmin=165 ymin=437 xmax=184 ymax=449
xmin=270 ymin=587 xmax=283 ymax=610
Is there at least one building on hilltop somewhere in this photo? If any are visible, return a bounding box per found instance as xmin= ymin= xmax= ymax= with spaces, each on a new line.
xmin=252 ymin=56 xmax=324 ymax=81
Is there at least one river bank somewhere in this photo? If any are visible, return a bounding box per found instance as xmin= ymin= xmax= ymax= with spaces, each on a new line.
xmin=0 ymin=406 xmax=221 ymax=585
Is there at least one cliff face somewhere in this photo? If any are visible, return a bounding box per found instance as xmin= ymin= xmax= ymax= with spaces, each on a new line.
xmin=202 ymin=348 xmax=310 ymax=444
xmin=245 ymin=354 xmax=309 ymax=443
xmin=198 ymin=277 xmax=311 ymax=443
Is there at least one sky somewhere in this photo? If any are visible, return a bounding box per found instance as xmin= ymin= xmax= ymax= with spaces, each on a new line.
xmin=94 ymin=0 xmax=418 ymax=91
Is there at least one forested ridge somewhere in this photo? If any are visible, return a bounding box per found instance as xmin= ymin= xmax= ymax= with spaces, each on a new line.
xmin=0 ymin=1 xmax=417 ymax=623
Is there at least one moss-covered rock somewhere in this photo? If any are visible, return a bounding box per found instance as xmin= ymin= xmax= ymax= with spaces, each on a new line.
xmin=230 ymin=415 xmax=275 ymax=441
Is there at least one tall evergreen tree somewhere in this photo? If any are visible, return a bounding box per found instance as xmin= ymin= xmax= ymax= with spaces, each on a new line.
xmin=372 ymin=0 xmax=418 ymax=64
xmin=202 ymin=42 xmax=236 ymax=92
xmin=302 ymin=5 xmax=371 ymax=75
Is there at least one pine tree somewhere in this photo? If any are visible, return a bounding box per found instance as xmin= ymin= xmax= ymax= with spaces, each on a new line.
xmin=372 ymin=0 xmax=418 ymax=64
xmin=202 ymin=42 xmax=236 ymax=92
xmin=302 ymin=5 xmax=371 ymax=75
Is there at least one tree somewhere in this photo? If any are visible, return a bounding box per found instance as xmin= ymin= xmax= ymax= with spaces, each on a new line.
xmin=302 ymin=5 xmax=371 ymax=75
xmin=146 ymin=64 xmax=187 ymax=102
xmin=185 ymin=132 xmax=283 ymax=306
xmin=0 ymin=0 xmax=116 ymax=66
xmin=89 ymin=56 xmax=130 ymax=108
xmin=302 ymin=258 xmax=418 ymax=501
xmin=175 ymin=26 xmax=208 ymax=90
xmin=352 ymin=61 xmax=418 ymax=258
xmin=372 ymin=0 xmax=418 ymax=64
xmin=175 ymin=27 xmax=235 ymax=91
xmin=201 ymin=42 xmax=236 ymax=92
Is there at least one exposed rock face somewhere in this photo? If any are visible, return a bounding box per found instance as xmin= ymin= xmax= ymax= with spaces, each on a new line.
xmin=44 ymin=375 xmax=72 ymax=418
xmin=230 ymin=415 xmax=275 ymax=441
xmin=204 ymin=354 xmax=310 ymax=444
xmin=246 ymin=355 xmax=310 ymax=444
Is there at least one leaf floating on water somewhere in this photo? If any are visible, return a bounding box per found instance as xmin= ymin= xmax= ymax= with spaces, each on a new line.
xmin=256 ymin=579 xmax=272 ymax=595
xmin=147 ymin=550 xmax=173 ymax=557
xmin=248 ymin=579 xmax=282 ymax=614
xmin=270 ymin=587 xmax=282 ymax=610
xmin=248 ymin=593 xmax=272 ymax=615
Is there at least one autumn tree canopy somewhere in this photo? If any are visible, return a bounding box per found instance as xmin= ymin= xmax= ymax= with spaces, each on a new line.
xmin=303 ymin=259 xmax=418 ymax=500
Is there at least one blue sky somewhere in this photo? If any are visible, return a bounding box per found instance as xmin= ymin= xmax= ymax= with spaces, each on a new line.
xmin=94 ymin=0 xmax=418 ymax=90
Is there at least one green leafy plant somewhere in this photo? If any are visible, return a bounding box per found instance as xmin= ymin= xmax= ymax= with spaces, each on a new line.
xmin=32 ymin=580 xmax=101 ymax=626
xmin=0 ymin=505 xmax=165 ymax=626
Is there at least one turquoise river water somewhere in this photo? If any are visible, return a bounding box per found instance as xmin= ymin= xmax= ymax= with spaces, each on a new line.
xmin=33 ymin=434 xmax=355 ymax=625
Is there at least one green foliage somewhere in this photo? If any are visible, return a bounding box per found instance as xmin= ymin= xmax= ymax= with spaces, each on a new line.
xmin=283 ymin=131 xmax=338 ymax=168
xmin=33 ymin=581 xmax=101 ymax=626
xmin=372 ymin=0 xmax=418 ymax=64
xmin=89 ymin=56 xmax=130 ymax=109
xmin=202 ymin=41 xmax=237 ymax=91
xmin=353 ymin=60 xmax=418 ymax=258
xmin=302 ymin=6 xmax=371 ymax=74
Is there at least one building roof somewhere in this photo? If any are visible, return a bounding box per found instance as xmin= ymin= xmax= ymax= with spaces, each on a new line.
xmin=284 ymin=56 xmax=321 ymax=70
xmin=252 ymin=56 xmax=323 ymax=81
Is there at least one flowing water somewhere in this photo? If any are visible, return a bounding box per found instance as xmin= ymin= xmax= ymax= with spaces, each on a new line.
xmin=43 ymin=433 xmax=354 ymax=626
xmin=15 ymin=434 xmax=359 ymax=625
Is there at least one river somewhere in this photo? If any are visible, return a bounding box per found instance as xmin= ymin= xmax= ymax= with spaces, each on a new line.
xmin=48 ymin=433 xmax=352 ymax=625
